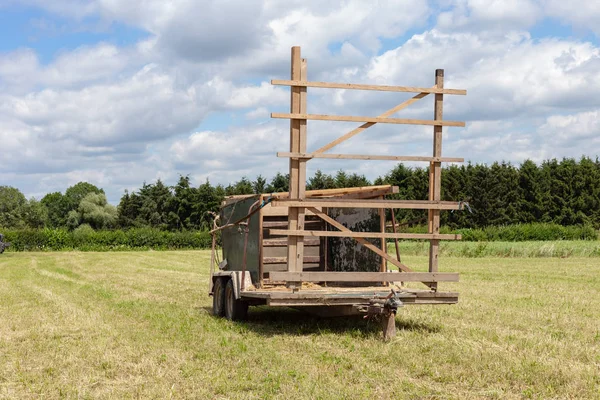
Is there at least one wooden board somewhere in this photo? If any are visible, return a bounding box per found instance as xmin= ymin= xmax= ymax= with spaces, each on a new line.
xmin=272 ymin=113 xmax=465 ymax=127
xmin=269 ymin=229 xmax=461 ymax=240
xmin=271 ymin=79 xmax=467 ymax=95
xmin=269 ymin=271 xmax=459 ymax=282
xmin=272 ymin=198 xmax=463 ymax=210
xmin=277 ymin=152 xmax=464 ymax=162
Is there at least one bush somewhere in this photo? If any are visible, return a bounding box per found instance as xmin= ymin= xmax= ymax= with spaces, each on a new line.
xmin=403 ymin=223 xmax=598 ymax=241
xmin=1 ymin=228 xmax=213 ymax=252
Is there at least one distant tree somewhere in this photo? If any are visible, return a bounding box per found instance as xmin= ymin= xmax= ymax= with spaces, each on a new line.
xmin=64 ymin=182 xmax=103 ymax=214
xmin=307 ymin=170 xmax=336 ymax=190
xmin=267 ymin=172 xmax=289 ymax=193
xmin=67 ymin=192 xmax=117 ymax=230
xmin=253 ymin=175 xmax=267 ymax=194
xmin=22 ymin=198 xmax=48 ymax=228
xmin=0 ymin=186 xmax=27 ymax=228
xmin=41 ymin=192 xmax=67 ymax=227
xmin=346 ymin=173 xmax=370 ymax=188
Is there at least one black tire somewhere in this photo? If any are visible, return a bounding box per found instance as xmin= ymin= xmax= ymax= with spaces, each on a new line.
xmin=0 ymin=245 xmax=4 ymax=254
xmin=212 ymin=278 xmax=226 ymax=317
xmin=224 ymin=279 xmax=248 ymax=321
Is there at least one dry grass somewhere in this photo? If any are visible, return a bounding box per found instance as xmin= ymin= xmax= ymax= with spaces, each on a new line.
xmin=0 ymin=251 xmax=599 ymax=399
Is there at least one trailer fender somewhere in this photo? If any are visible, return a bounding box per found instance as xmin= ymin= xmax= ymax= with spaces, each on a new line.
xmin=210 ymin=270 xmax=253 ymax=299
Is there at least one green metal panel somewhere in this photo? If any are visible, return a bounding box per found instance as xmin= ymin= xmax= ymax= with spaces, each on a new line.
xmin=327 ymin=208 xmax=382 ymax=272
xmin=220 ymin=196 xmax=261 ymax=284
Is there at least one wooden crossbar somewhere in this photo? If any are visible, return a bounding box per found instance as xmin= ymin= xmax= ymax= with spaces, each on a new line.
xmin=314 ymin=91 xmax=429 ymax=154
xmin=271 ymin=199 xmax=463 ymax=210
xmin=270 ymin=230 xmax=462 ymax=240
xmin=277 ymin=152 xmax=464 ymax=163
xmin=269 ymin=272 xmax=460 ymax=282
xmin=271 ymin=80 xmax=467 ymax=95
xmin=272 ymin=113 xmax=465 ymax=127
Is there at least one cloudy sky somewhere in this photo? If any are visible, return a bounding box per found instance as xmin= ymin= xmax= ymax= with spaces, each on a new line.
xmin=1 ymin=0 xmax=599 ymax=203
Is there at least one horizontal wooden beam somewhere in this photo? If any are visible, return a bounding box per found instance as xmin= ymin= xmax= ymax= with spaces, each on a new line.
xmin=269 ymin=230 xmax=462 ymax=240
xmin=269 ymin=271 xmax=459 ymax=283
xmin=271 ymin=113 xmax=465 ymax=127
xmin=271 ymin=80 xmax=467 ymax=95
xmin=271 ymin=199 xmax=463 ymax=210
xmin=277 ymin=152 xmax=464 ymax=163
xmin=257 ymin=184 xmax=395 ymax=199
xmin=263 ymin=256 xmax=321 ymax=264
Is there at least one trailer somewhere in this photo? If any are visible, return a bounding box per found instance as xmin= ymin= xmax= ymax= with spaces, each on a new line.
xmin=209 ymin=46 xmax=467 ymax=339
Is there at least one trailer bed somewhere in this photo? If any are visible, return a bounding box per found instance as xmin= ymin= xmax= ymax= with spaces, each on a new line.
xmin=241 ymin=286 xmax=458 ymax=307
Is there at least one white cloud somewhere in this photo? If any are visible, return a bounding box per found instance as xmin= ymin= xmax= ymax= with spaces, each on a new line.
xmin=1 ymin=0 xmax=600 ymax=202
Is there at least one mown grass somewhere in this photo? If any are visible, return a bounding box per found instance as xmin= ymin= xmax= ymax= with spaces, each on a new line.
xmin=1 ymin=251 xmax=599 ymax=399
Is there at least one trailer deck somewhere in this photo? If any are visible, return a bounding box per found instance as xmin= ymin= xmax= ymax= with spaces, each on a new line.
xmin=241 ymin=286 xmax=458 ymax=307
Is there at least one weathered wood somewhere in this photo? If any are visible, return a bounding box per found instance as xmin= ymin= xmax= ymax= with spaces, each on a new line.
xmin=382 ymin=312 xmax=396 ymax=341
xmin=272 ymin=113 xmax=465 ymax=127
xmin=429 ymin=69 xmax=444 ymax=291
xmin=287 ymin=46 xmax=303 ymax=275
xmin=271 ymin=79 xmax=467 ymax=95
xmin=258 ymin=196 xmax=264 ymax=286
xmin=313 ymin=91 xmax=429 ymax=154
xmin=306 ymin=207 xmax=413 ymax=273
xmin=272 ymin=198 xmax=463 ymax=210
xmin=269 ymin=271 xmax=459 ymax=282
xmin=277 ymin=152 xmax=464 ymax=163
xmin=268 ymin=229 xmax=461 ymax=240
xmin=263 ymin=237 xmax=320 ymax=247
xmin=254 ymin=184 xmax=395 ymax=199
xmin=264 ymin=256 xmax=321 ymax=264
xmin=379 ymin=198 xmax=386 ymax=273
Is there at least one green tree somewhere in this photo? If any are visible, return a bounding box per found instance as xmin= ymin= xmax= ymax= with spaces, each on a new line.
xmin=0 ymin=186 xmax=27 ymax=228
xmin=22 ymin=198 xmax=48 ymax=228
xmin=41 ymin=192 xmax=67 ymax=227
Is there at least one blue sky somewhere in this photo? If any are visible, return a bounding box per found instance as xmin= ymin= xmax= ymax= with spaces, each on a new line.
xmin=0 ymin=0 xmax=599 ymax=203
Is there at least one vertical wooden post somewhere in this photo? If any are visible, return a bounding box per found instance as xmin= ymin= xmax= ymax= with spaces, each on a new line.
xmin=428 ymin=69 xmax=444 ymax=291
xmin=287 ymin=46 xmax=307 ymax=279
xmin=379 ymin=198 xmax=386 ymax=274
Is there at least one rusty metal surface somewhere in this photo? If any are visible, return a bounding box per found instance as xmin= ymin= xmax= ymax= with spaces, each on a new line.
xmin=326 ymin=208 xmax=382 ymax=272
xmin=220 ymin=195 xmax=261 ymax=284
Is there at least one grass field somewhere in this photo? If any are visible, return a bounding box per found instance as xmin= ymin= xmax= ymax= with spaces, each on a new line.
xmin=1 ymin=251 xmax=599 ymax=399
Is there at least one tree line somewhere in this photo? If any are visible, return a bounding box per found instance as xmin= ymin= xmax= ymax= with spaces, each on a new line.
xmin=1 ymin=157 xmax=599 ymax=231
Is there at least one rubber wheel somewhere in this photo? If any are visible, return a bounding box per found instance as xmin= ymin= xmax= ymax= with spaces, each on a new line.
xmin=212 ymin=278 xmax=226 ymax=317
xmin=225 ymin=279 xmax=248 ymax=321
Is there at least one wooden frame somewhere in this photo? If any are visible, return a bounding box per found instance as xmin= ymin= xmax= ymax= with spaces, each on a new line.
xmin=271 ymin=46 xmax=466 ymax=290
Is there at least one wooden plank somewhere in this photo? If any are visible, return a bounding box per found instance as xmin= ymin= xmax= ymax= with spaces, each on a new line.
xmin=272 ymin=113 xmax=465 ymax=127
xmin=295 ymin=56 xmax=308 ymax=273
xmin=271 ymin=198 xmax=463 ymax=210
xmin=269 ymin=271 xmax=459 ymax=282
xmin=379 ymin=199 xmax=386 ymax=273
xmin=258 ymin=195 xmax=264 ymax=286
xmin=263 ymin=237 xmax=320 ymax=247
xmin=268 ymin=229 xmax=462 ymax=240
xmin=286 ymin=46 xmax=302 ymax=275
xmin=264 ymin=256 xmax=320 ymax=264
xmin=277 ymin=152 xmax=464 ymax=163
xmin=271 ymin=79 xmax=467 ymax=95
xmin=313 ymin=92 xmax=429 ymax=154
xmin=263 ymin=185 xmax=394 ymax=199
xmin=306 ymin=207 xmax=413 ymax=273
xmin=429 ymin=69 xmax=444 ymax=292
xmin=263 ymin=220 xmax=323 ymax=229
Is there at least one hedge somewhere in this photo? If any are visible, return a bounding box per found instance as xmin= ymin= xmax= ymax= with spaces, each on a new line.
xmin=2 ymin=227 xmax=213 ymax=251
xmin=405 ymin=223 xmax=598 ymax=241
